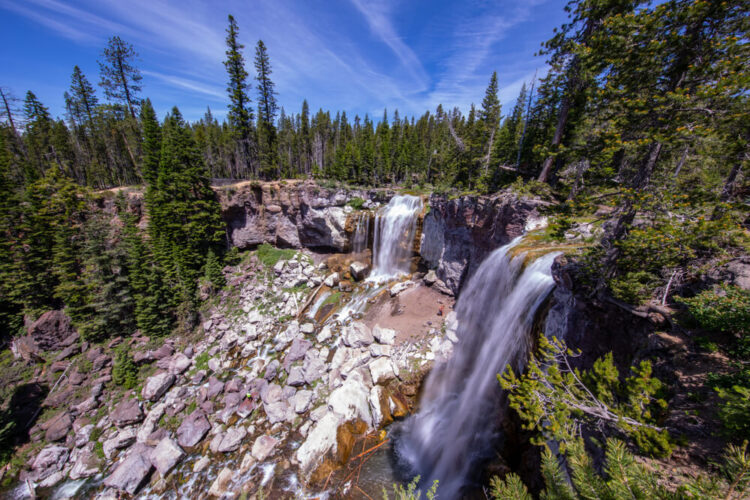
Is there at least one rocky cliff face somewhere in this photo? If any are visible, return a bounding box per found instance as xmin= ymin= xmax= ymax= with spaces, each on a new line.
xmin=218 ymin=180 xmax=390 ymax=252
xmin=420 ymin=192 xmax=548 ymax=295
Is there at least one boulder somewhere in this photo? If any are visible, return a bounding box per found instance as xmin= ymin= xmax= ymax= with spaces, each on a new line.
xmin=389 ymin=281 xmax=412 ymax=297
xmin=103 ymin=427 xmax=137 ymax=459
xmin=343 ymin=322 xmax=374 ymax=348
xmin=168 ymin=353 xmax=191 ymax=374
xmin=300 ymin=322 xmax=315 ymax=335
xmin=150 ymin=437 xmax=185 ymax=477
xmin=296 ymin=412 xmax=343 ymax=477
xmin=44 ymin=411 xmax=73 ymax=442
xmin=423 ymin=269 xmax=437 ymax=285
xmin=141 ymin=372 xmax=175 ymax=402
xmin=103 ymin=443 xmax=154 ymax=495
xmin=369 ymin=358 xmax=397 ymax=385
xmin=137 ymin=403 xmax=166 ymax=443
xmin=111 ymin=398 xmax=144 ymax=428
xmin=28 ymin=310 xmax=77 ymax=351
xmin=208 ymin=466 xmax=234 ymax=497
xmin=31 ymin=445 xmax=68 ymax=481
xmin=207 ymin=376 xmax=225 ymax=398
xmin=324 ymin=273 xmax=340 ymax=288
xmin=263 ymin=360 xmax=280 ymax=381
xmin=261 ymin=383 xmax=283 ymax=405
xmin=350 ymin=261 xmax=370 ymax=281
xmin=209 ymin=426 xmax=247 ymax=453
xmin=284 ymin=338 xmax=312 ymax=368
xmin=251 ymin=435 xmax=279 ymax=462
xmin=372 ymin=325 xmax=396 ymax=345
xmin=69 ymin=443 xmax=101 ymax=480
xmin=287 ymin=366 xmax=306 ymax=387
xmin=237 ymin=398 xmax=256 ymax=418
xmin=264 ymin=401 xmax=291 ymax=424
xmin=328 ymin=377 xmax=372 ymax=426
xmin=177 ymin=410 xmax=211 ymax=448
xmin=293 ymin=390 xmax=314 ymax=414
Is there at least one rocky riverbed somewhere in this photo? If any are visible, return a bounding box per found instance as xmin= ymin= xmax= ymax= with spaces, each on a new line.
xmin=8 ymin=247 xmax=459 ymax=499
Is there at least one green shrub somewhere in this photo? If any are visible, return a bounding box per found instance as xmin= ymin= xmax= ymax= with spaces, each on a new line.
xmin=548 ymin=216 xmax=573 ymax=240
xmin=679 ymin=284 xmax=750 ymax=335
xmin=382 ymin=476 xmax=438 ymax=500
xmin=716 ymin=385 xmax=750 ymax=441
xmin=112 ymin=347 xmax=138 ymax=389
xmin=609 ymin=271 xmax=658 ymax=305
xmin=347 ymin=197 xmax=365 ymax=210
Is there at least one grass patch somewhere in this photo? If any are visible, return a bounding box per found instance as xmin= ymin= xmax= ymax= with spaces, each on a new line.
xmin=255 ymin=243 xmax=297 ymax=268
xmin=322 ymin=292 xmax=342 ymax=307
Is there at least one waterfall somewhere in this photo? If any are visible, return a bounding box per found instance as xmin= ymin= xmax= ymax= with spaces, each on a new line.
xmin=395 ymin=238 xmax=560 ymax=497
xmin=351 ymin=211 xmax=371 ymax=254
xmin=369 ymin=195 xmax=422 ymax=281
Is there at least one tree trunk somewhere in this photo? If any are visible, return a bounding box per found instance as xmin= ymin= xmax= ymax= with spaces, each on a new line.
xmin=538 ymin=93 xmax=572 ymax=183
xmin=720 ymin=155 xmax=744 ymax=202
xmin=483 ymin=127 xmax=496 ymax=175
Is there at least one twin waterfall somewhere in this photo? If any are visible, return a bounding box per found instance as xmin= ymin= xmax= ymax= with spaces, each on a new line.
xmin=367 ymin=195 xmax=423 ymax=281
xmin=351 ymin=194 xmax=559 ymax=496
xmin=396 ymin=238 xmax=560 ymax=498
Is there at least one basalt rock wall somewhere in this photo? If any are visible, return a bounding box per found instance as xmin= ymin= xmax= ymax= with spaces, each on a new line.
xmin=420 ymin=192 xmax=548 ymax=295
xmin=218 ymin=180 xmax=390 ymax=252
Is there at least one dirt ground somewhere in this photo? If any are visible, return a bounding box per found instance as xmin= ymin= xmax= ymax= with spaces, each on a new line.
xmin=362 ymin=283 xmax=455 ymax=342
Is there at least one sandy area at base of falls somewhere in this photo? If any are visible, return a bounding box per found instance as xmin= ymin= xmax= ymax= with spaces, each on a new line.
xmin=362 ymin=283 xmax=455 ymax=342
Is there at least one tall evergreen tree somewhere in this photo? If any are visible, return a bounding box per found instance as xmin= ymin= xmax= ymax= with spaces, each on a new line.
xmin=22 ymin=91 xmax=55 ymax=179
xmin=147 ymin=107 xmax=225 ymax=330
xmin=98 ymin=36 xmax=142 ymax=119
xmin=66 ymin=66 xmax=98 ymax=128
xmin=224 ymin=14 xmax=254 ymax=175
xmin=140 ymin=98 xmax=161 ymax=185
xmin=479 ymin=72 xmax=501 ymax=178
xmin=254 ymin=40 xmax=278 ymax=178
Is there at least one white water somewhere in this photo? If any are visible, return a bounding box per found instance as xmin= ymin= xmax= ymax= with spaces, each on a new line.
xmin=369 ymin=195 xmax=422 ymax=282
xmin=396 ymin=239 xmax=560 ymax=497
xmin=351 ymin=212 xmax=372 ymax=254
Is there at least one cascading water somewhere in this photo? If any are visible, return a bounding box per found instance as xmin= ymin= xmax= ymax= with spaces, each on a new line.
xmin=369 ymin=195 xmax=422 ymax=281
xmin=351 ymin=211 xmax=372 ymax=254
xmin=395 ymin=238 xmax=560 ymax=498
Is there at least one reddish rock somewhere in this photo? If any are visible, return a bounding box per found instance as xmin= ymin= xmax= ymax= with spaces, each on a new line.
xmin=28 ymin=310 xmax=77 ymax=351
xmin=43 ymin=412 xmax=73 ymax=442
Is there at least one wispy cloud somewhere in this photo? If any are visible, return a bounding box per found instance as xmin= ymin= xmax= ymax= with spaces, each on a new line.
xmin=348 ymin=0 xmax=428 ymax=91
xmin=142 ymin=70 xmax=225 ymax=100
xmin=0 ymin=0 xmax=557 ymax=121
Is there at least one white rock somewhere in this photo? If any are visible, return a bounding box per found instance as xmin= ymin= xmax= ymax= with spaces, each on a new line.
xmin=369 ymin=344 xmax=393 ymax=357
xmin=316 ymin=325 xmax=333 ymax=343
xmin=293 ymin=390 xmax=314 ymax=413
xmin=369 ymin=386 xmax=386 ymax=427
xmin=141 ymin=372 xmax=175 ymax=402
xmin=208 ymin=467 xmax=234 ymax=497
xmin=328 ymin=378 xmax=372 ymax=427
xmin=296 ymin=412 xmax=343 ymax=477
xmin=343 ymin=322 xmax=374 ymax=348
xmin=324 ymin=273 xmax=340 ymax=288
xmin=368 ymin=357 xmax=397 ymax=385
xmin=300 ymin=323 xmax=315 ymax=335
xmin=372 ymin=325 xmax=396 ymax=345
xmin=389 ymin=281 xmax=412 ymax=297
xmin=273 ymin=260 xmax=286 ymax=274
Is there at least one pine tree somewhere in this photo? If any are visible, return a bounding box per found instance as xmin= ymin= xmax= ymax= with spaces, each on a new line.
xmin=66 ymin=66 xmax=98 ymax=128
xmin=147 ymin=107 xmax=225 ymax=330
xmin=224 ymin=14 xmax=254 ymax=176
xmin=22 ymin=91 xmax=55 ymax=179
xmin=254 ymin=40 xmax=278 ymax=178
xmin=479 ymin=72 xmax=501 ymax=179
xmin=140 ymin=98 xmax=161 ymax=185
xmin=98 ymin=36 xmax=142 ymax=118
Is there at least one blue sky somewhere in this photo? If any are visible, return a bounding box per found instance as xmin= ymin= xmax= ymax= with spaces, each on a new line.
xmin=0 ymin=0 xmax=569 ymax=123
